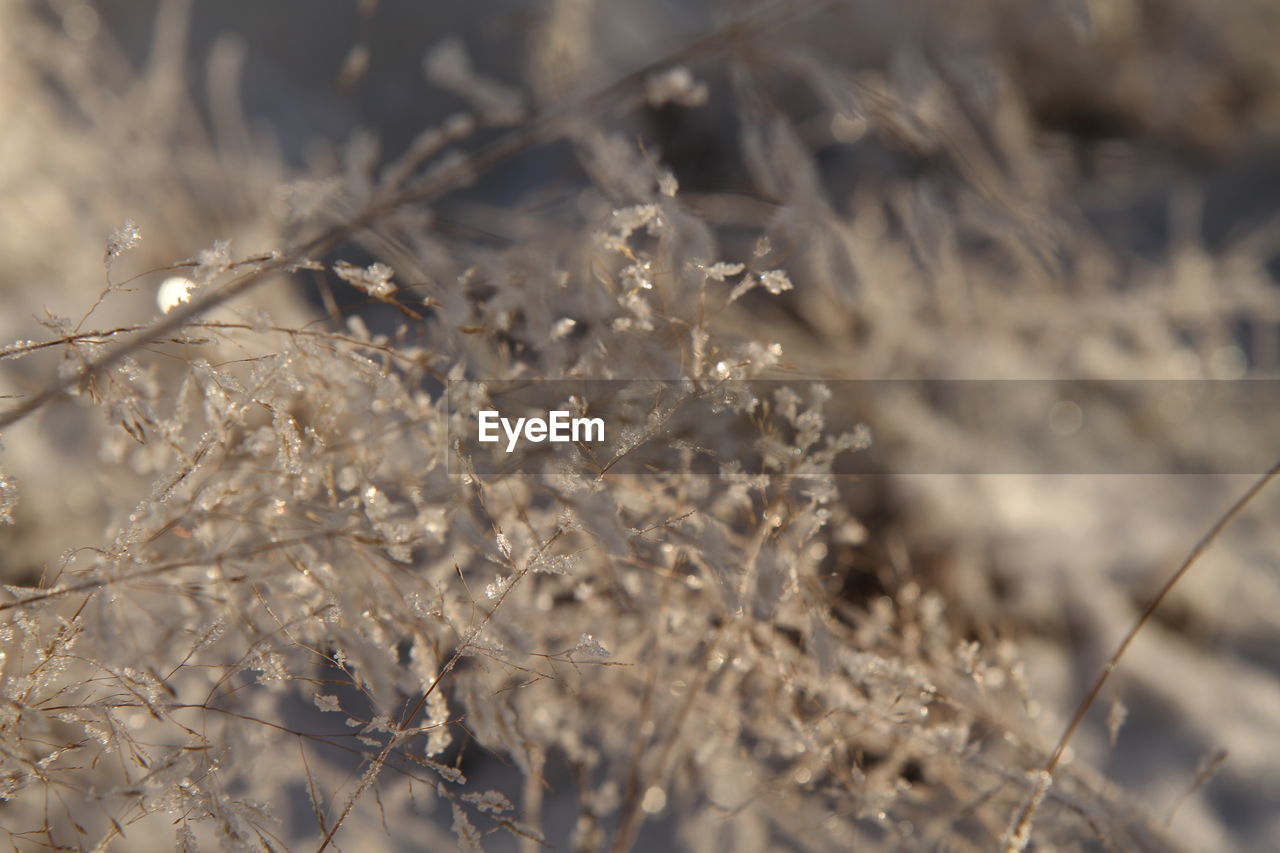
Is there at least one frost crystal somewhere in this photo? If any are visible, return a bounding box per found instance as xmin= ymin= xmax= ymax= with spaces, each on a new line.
xmin=611 ymin=204 xmax=662 ymax=240
xmin=0 ymin=474 xmax=16 ymax=525
xmin=760 ymin=269 xmax=794 ymax=294
xmin=484 ymin=574 xmax=513 ymax=600
xmin=334 ymin=260 xmax=398 ymax=299
xmin=573 ymin=633 xmax=610 ymax=658
xmin=105 ymin=219 xmax=141 ymax=265
xmin=727 ymin=277 xmax=756 ymax=304
xmin=452 ymin=803 xmax=483 ymax=851
xmin=424 ymin=690 xmax=453 ymax=756
xmin=462 ymin=790 xmax=513 ymax=814
xmin=176 ymin=824 xmax=198 ymax=853
xmin=703 ymin=262 xmax=744 ymax=282
xmin=194 ymin=240 xmax=232 ymax=283
xmin=530 ymin=553 xmax=576 ymax=575
xmin=313 ymin=694 xmax=341 ymax=714
xmin=425 ymin=759 xmax=465 ymax=785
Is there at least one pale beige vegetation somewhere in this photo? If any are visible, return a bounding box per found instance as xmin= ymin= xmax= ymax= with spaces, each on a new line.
xmin=2 ymin=1 xmax=1280 ymax=851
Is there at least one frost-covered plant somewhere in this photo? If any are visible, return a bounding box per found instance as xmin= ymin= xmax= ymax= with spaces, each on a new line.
xmin=3 ymin=2 xmax=1280 ymax=851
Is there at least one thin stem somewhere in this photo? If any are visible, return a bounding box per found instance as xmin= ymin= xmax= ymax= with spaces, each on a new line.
xmin=1003 ymin=460 xmax=1280 ymax=851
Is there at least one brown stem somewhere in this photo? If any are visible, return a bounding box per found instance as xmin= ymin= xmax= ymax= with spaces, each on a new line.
xmin=1004 ymin=459 xmax=1280 ymax=851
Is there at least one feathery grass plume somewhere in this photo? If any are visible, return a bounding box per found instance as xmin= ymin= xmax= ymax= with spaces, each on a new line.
xmin=1 ymin=1 xmax=1279 ymax=850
